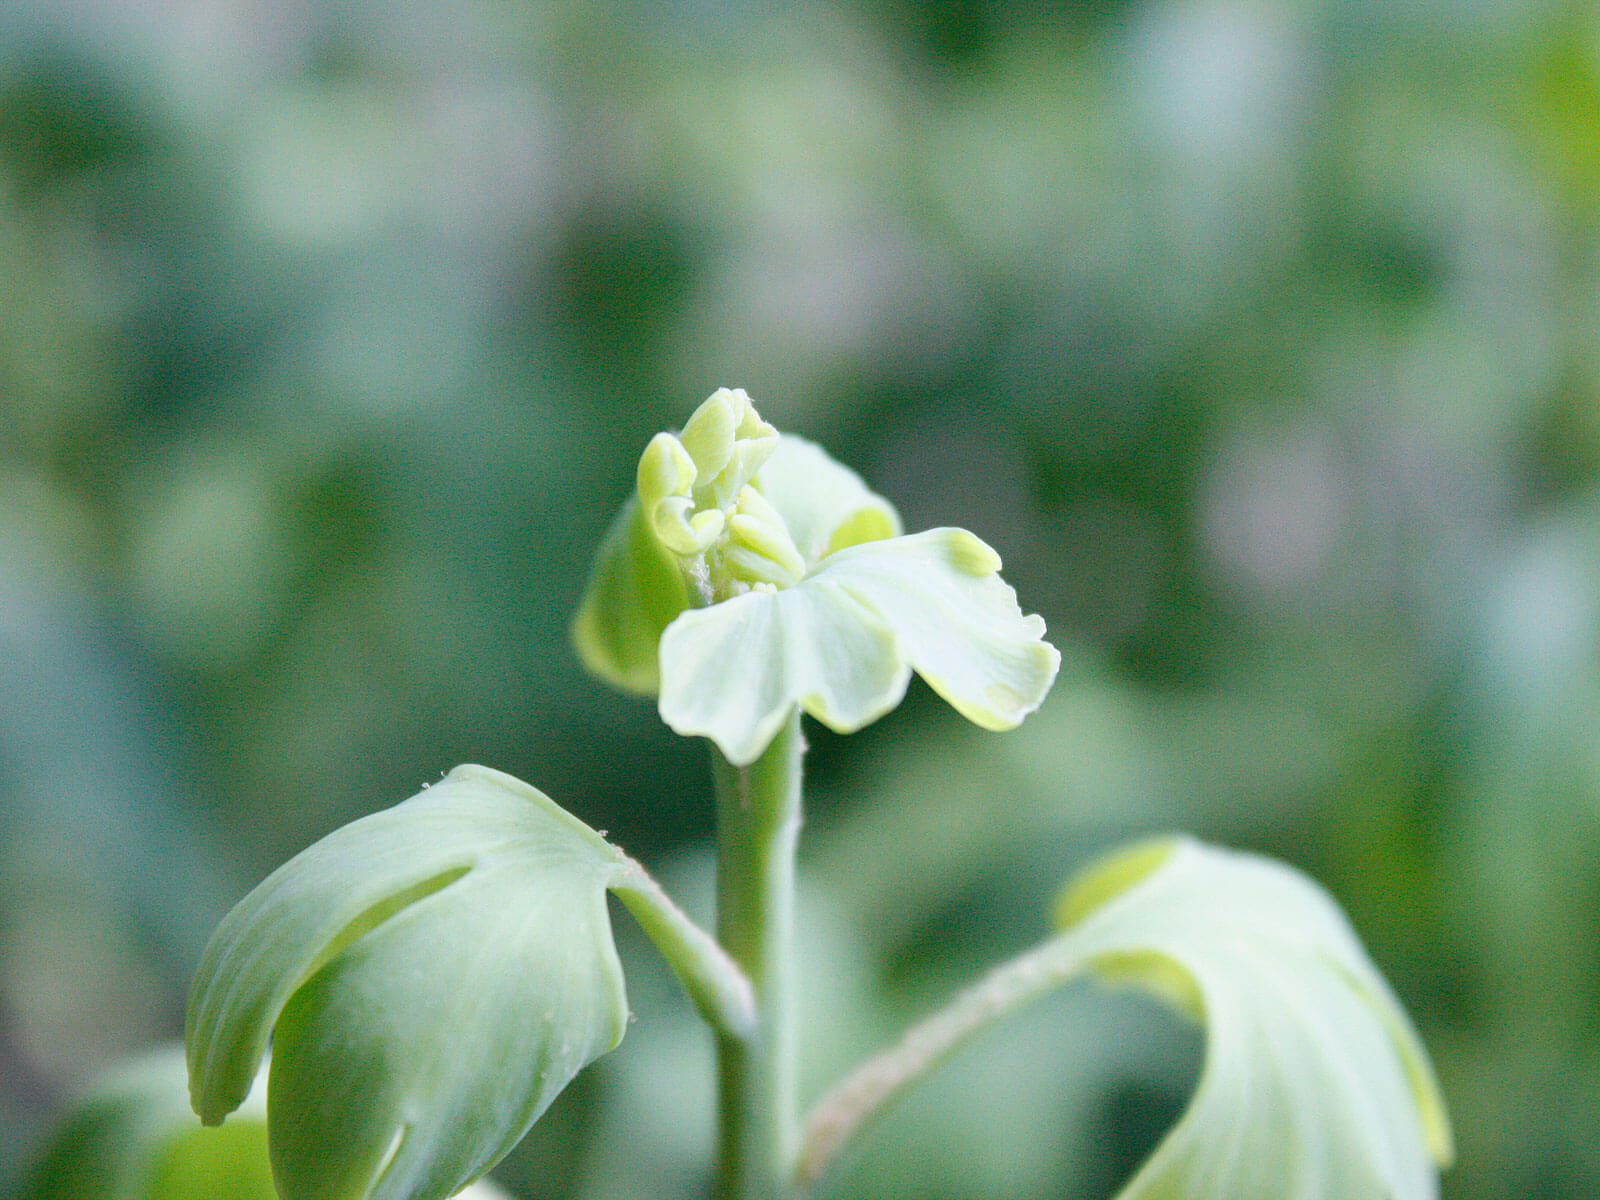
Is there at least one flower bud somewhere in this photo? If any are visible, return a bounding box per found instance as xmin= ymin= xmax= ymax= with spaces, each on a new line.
xmin=573 ymin=395 xmax=903 ymax=697
xmin=678 ymin=387 xmax=778 ymax=511
xmin=722 ymin=485 xmax=807 ymax=590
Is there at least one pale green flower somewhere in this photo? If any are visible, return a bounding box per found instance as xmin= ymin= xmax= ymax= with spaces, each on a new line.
xmin=573 ymin=388 xmax=1060 ymax=764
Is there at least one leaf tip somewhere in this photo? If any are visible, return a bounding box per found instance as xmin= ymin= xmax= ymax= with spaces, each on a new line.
xmin=1054 ymin=836 xmax=1182 ymax=929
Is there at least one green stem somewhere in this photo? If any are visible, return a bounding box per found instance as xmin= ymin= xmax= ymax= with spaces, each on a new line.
xmin=794 ymin=932 xmax=1090 ymax=1193
xmin=611 ymin=859 xmax=758 ymax=1041
xmin=713 ymin=709 xmax=804 ymax=1200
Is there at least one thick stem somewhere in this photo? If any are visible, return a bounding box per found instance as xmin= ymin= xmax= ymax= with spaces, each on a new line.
xmin=713 ymin=709 xmax=804 ymax=1200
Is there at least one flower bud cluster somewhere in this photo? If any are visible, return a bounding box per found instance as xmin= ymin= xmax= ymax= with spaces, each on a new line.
xmin=637 ymin=388 xmax=806 ymax=597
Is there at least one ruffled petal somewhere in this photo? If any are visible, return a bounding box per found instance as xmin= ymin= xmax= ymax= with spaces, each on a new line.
xmin=658 ymin=528 xmax=1058 ymax=763
xmin=815 ymin=528 xmax=1060 ymax=732
xmin=658 ymin=579 xmax=911 ymax=765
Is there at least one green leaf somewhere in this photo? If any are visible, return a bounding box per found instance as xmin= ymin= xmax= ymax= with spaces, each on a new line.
xmin=799 ymin=837 xmax=1450 ymax=1200
xmin=1056 ymin=838 xmax=1454 ymax=1200
xmin=186 ymin=766 xmax=630 ymax=1200
xmin=21 ymin=1046 xmax=273 ymax=1200
xmin=23 ymin=1045 xmax=517 ymax=1200
xmin=659 ymin=528 xmax=1060 ymax=764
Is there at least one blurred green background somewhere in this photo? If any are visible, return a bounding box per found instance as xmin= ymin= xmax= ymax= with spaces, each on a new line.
xmin=4 ymin=0 xmax=1599 ymax=1196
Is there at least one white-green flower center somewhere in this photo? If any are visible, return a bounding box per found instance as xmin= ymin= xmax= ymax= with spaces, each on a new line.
xmin=636 ymin=388 xmax=807 ymax=598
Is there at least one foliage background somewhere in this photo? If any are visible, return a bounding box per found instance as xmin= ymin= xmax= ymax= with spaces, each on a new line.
xmin=3 ymin=1 xmax=1598 ymax=1197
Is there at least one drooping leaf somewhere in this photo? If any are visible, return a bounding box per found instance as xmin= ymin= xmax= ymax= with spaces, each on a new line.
xmin=186 ymin=765 xmax=630 ymax=1200
xmin=799 ymin=837 xmax=1450 ymax=1200
xmin=1055 ymin=837 xmax=1454 ymax=1200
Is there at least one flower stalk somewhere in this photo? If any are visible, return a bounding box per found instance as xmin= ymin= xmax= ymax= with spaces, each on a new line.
xmin=711 ymin=709 xmax=804 ymax=1200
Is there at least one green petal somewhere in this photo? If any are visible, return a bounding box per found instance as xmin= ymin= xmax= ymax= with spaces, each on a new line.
xmin=658 ymin=577 xmax=911 ymax=765
xmin=571 ymin=497 xmax=694 ymax=694
xmin=1057 ymin=838 xmax=1454 ymax=1200
xmin=753 ymin=434 xmax=901 ymax=566
xmin=658 ymin=528 xmax=1057 ymax=763
xmin=186 ymin=766 xmax=629 ymax=1200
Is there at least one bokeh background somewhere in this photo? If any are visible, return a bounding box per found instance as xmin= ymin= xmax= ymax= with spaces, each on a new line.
xmin=4 ymin=0 xmax=1599 ymax=1196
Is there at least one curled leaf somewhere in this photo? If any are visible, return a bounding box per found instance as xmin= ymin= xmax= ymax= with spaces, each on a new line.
xmin=186 ymin=766 xmax=630 ymax=1200
xmin=1057 ymin=838 xmax=1454 ymax=1200
xmin=799 ymin=838 xmax=1451 ymax=1200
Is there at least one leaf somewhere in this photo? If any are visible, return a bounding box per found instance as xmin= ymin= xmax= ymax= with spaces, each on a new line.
xmin=186 ymin=766 xmax=630 ymax=1200
xmin=799 ymin=838 xmax=1451 ymax=1200
xmin=1055 ymin=837 xmax=1454 ymax=1200
xmin=22 ymin=1045 xmax=518 ymax=1200
xmin=20 ymin=1046 xmax=274 ymax=1200
xmin=659 ymin=528 xmax=1060 ymax=764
